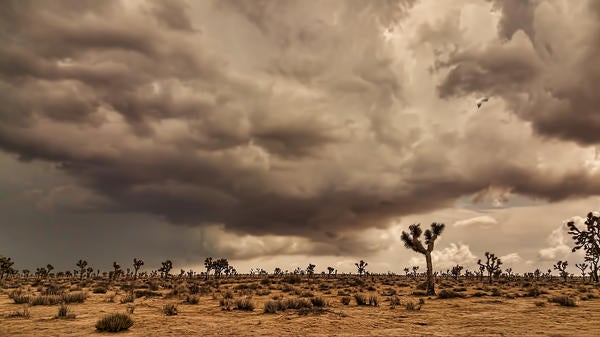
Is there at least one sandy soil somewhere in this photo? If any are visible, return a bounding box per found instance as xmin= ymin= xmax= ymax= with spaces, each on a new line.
xmin=1 ymin=276 xmax=598 ymax=336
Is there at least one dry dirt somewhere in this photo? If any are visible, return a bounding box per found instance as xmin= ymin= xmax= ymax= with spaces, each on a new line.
xmin=1 ymin=276 xmax=599 ymax=336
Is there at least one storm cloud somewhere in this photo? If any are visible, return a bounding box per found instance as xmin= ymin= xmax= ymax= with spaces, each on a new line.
xmin=1 ymin=0 xmax=600 ymax=271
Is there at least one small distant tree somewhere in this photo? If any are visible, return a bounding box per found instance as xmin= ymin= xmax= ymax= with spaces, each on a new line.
xmin=412 ymin=266 xmax=419 ymax=278
xmin=553 ymin=260 xmax=568 ymax=282
xmin=159 ymin=260 xmax=173 ymax=278
xmin=355 ymin=260 xmax=368 ymax=276
xmin=401 ymin=223 xmax=445 ymax=295
xmin=22 ymin=269 xmax=30 ymax=280
xmin=477 ymin=252 xmax=502 ymax=284
xmin=306 ymin=264 xmax=316 ymax=277
xmin=327 ymin=266 xmax=335 ymax=277
xmin=133 ymin=258 xmax=144 ymax=279
xmin=505 ymin=267 xmax=513 ymax=278
xmin=451 ymin=265 xmax=463 ymax=280
xmin=575 ymin=263 xmax=588 ymax=283
xmin=204 ymin=257 xmax=213 ymax=280
xmin=567 ymin=212 xmax=600 ymax=282
xmin=403 ymin=267 xmax=410 ymax=277
xmin=274 ymin=267 xmax=283 ymax=276
xmin=76 ymin=260 xmax=88 ymax=280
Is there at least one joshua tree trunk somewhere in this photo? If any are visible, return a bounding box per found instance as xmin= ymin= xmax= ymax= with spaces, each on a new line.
xmin=425 ymin=252 xmax=434 ymax=295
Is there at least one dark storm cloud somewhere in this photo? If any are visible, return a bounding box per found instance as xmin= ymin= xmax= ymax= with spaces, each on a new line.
xmin=2 ymin=0 xmax=600 ymax=261
xmin=438 ymin=0 xmax=600 ymax=145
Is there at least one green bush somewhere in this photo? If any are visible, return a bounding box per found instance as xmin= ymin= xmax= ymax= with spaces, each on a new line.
xmin=95 ymin=313 xmax=134 ymax=332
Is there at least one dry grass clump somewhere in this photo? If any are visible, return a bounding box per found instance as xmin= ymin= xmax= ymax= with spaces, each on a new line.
xmin=354 ymin=293 xmax=368 ymax=305
xmin=95 ymin=313 xmax=134 ymax=332
xmin=163 ymin=303 xmax=178 ymax=316
xmin=340 ymin=296 xmax=351 ymax=305
xmin=185 ymin=295 xmax=199 ymax=304
xmin=235 ymin=297 xmax=255 ymax=311
xmin=549 ymin=296 xmax=577 ymax=307
xmin=5 ymin=306 xmax=30 ymax=319
xmin=8 ymin=290 xmax=30 ymax=304
xmin=56 ymin=303 xmax=76 ymax=319
xmin=438 ymin=289 xmax=465 ymax=299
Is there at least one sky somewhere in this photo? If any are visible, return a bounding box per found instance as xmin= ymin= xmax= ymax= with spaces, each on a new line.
xmin=1 ymin=0 xmax=599 ymax=276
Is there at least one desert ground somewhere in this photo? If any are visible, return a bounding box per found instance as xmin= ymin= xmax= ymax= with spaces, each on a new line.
xmin=1 ymin=275 xmax=599 ymax=336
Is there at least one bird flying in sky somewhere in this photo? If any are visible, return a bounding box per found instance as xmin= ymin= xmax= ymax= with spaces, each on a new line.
xmin=476 ymin=97 xmax=489 ymax=109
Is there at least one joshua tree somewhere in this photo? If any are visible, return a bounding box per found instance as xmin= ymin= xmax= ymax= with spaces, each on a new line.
xmin=46 ymin=264 xmax=54 ymax=277
xmin=355 ymin=260 xmax=368 ymax=276
xmin=575 ymin=263 xmax=588 ymax=283
xmin=0 ymin=256 xmax=16 ymax=279
xmin=76 ymin=259 xmax=88 ymax=280
xmin=477 ymin=252 xmax=502 ymax=284
xmin=204 ymin=257 xmax=213 ymax=279
xmin=212 ymin=258 xmax=229 ymax=277
xmin=567 ymin=212 xmax=600 ymax=282
xmin=505 ymin=267 xmax=513 ymax=278
xmin=133 ymin=258 xmax=144 ymax=279
xmin=306 ymin=264 xmax=316 ymax=277
xmin=553 ymin=260 xmax=569 ymax=282
xmin=274 ymin=267 xmax=283 ymax=276
xmin=86 ymin=267 xmax=94 ymax=279
xmin=159 ymin=260 xmax=173 ymax=278
xmin=401 ymin=223 xmax=445 ymax=295
xmin=327 ymin=266 xmax=335 ymax=277
xmin=22 ymin=269 xmax=30 ymax=280
xmin=403 ymin=267 xmax=410 ymax=276
xmin=451 ymin=265 xmax=463 ymax=280
xmin=112 ymin=261 xmax=122 ymax=280
xmin=412 ymin=266 xmax=419 ymax=278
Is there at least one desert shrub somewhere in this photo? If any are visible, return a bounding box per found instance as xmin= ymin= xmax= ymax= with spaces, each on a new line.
xmin=256 ymin=289 xmax=271 ymax=296
xmin=337 ymin=290 xmax=350 ymax=296
xmin=63 ymin=292 xmax=87 ymax=304
xmin=367 ymin=285 xmax=377 ymax=292
xmin=300 ymin=291 xmax=314 ymax=298
xmin=411 ymin=291 xmax=427 ymax=296
xmin=491 ymin=288 xmax=502 ymax=297
xmin=535 ymin=301 xmax=546 ymax=307
xmin=93 ymin=286 xmax=108 ymax=294
xmin=438 ymin=290 xmax=465 ymax=299
xmin=134 ymin=290 xmax=161 ymax=298
xmin=185 ymin=295 xmax=199 ymax=304
xmin=526 ymin=287 xmax=542 ymax=297
xmin=263 ymin=300 xmax=282 ymax=314
xmin=127 ymin=304 xmax=135 ymax=314
xmin=368 ymin=295 xmax=379 ymax=306
xmin=549 ymin=296 xmax=577 ymax=307
xmin=147 ymin=281 xmax=159 ymax=291
xmin=30 ymin=295 xmax=62 ymax=306
xmin=281 ymin=284 xmax=294 ymax=293
xmin=284 ymin=298 xmax=312 ymax=310
xmin=354 ymin=293 xmax=368 ymax=306
xmin=9 ymin=290 xmax=30 ymax=304
xmin=405 ymin=301 xmax=421 ymax=311
xmin=219 ymin=298 xmax=234 ymax=311
xmin=5 ymin=307 xmax=30 ymax=319
xmin=382 ymin=288 xmax=397 ymax=296
xmin=298 ymin=307 xmax=325 ymax=316
xmin=389 ymin=296 xmax=401 ymax=306
xmin=222 ymin=290 xmax=234 ymax=299
xmin=56 ymin=304 xmax=76 ymax=319
xmin=453 ymin=287 xmax=467 ymax=292
xmin=341 ymin=296 xmax=351 ymax=305
xmin=235 ymin=297 xmax=255 ymax=311
xmin=311 ymin=296 xmax=327 ymax=307
xmin=163 ymin=303 xmax=178 ymax=316
xmin=105 ymin=293 xmax=116 ymax=303
xmin=42 ymin=284 xmax=65 ymax=296
xmin=471 ymin=291 xmax=488 ymax=297
xmin=260 ymin=278 xmax=271 ymax=286
xmin=282 ymin=275 xmax=302 ymax=284
xmin=120 ymin=292 xmax=134 ymax=304
xmin=95 ymin=313 xmax=134 ymax=332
